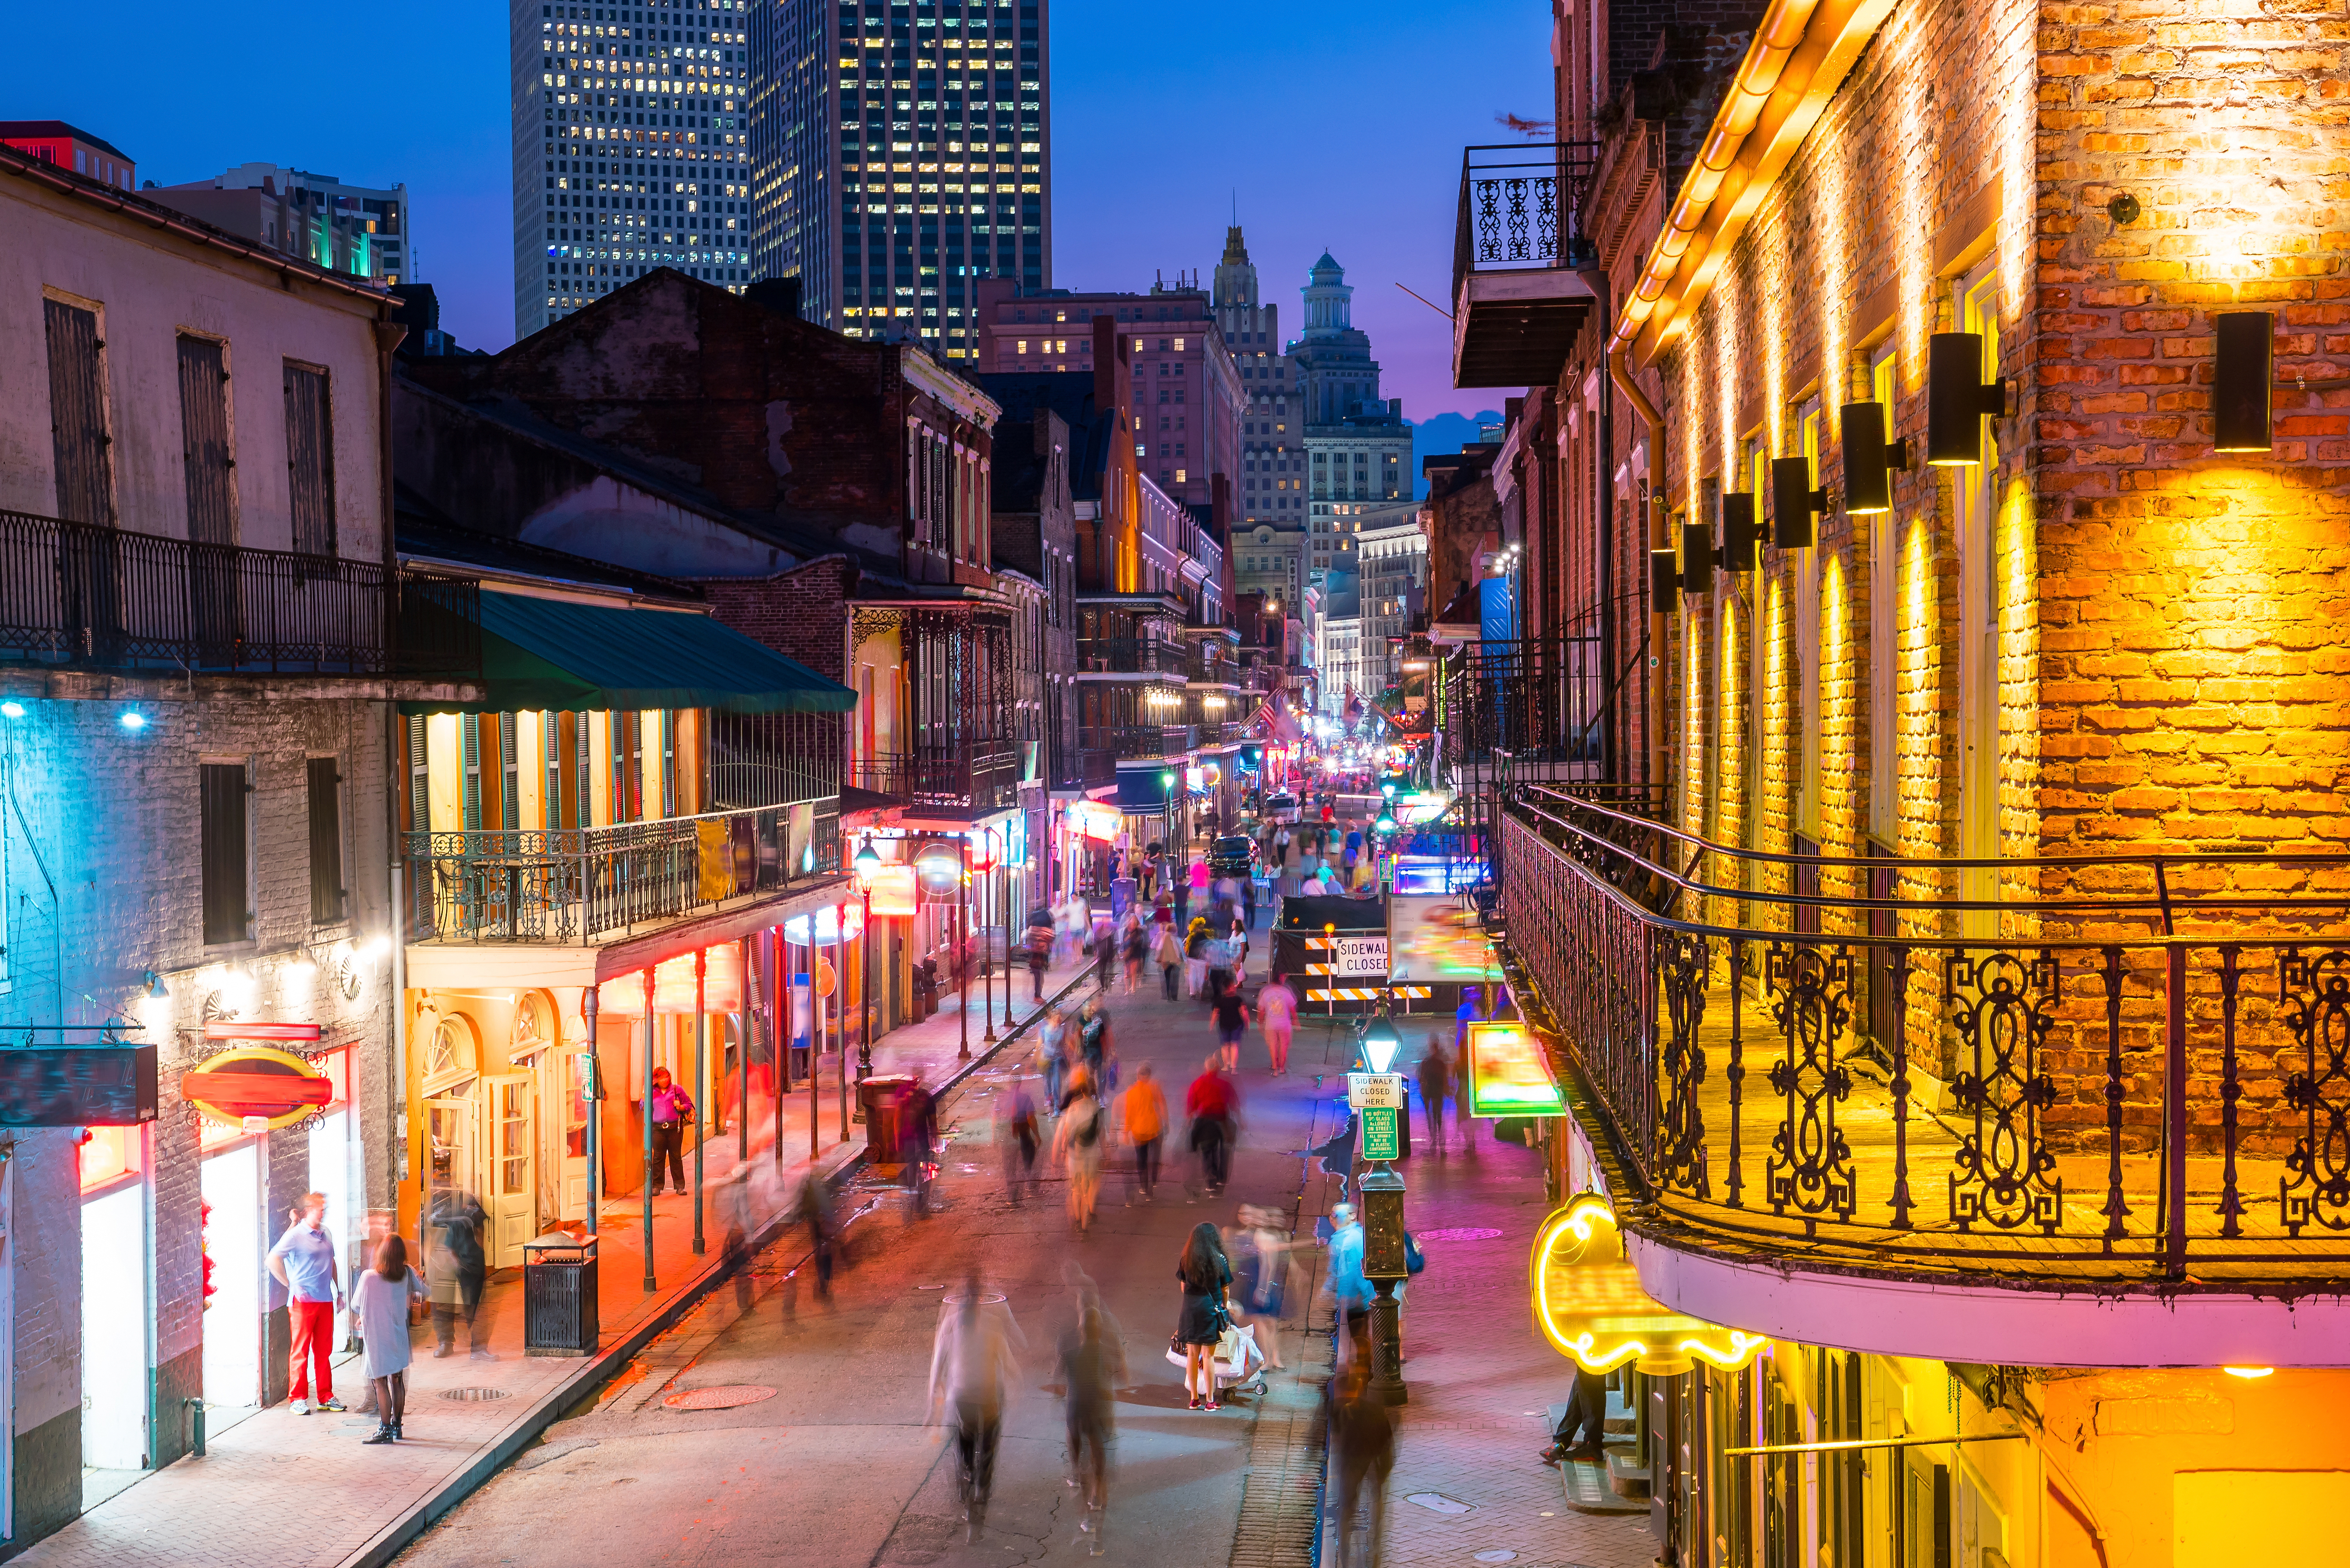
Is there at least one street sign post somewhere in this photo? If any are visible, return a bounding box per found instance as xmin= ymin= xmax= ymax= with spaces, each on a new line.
xmin=1331 ymin=936 xmax=1390 ymax=978
xmin=1347 ymin=1072 xmax=1405 ymax=1109
xmin=1359 ymin=1105 xmax=1401 ymax=1162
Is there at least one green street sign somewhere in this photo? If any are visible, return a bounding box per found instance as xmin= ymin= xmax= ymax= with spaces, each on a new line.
xmin=1359 ymin=1106 xmax=1400 ymax=1162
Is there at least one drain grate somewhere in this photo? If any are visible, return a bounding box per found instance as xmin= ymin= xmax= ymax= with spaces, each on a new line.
xmin=663 ymin=1384 xmax=777 ymax=1411
xmin=438 ymin=1387 xmax=513 ymax=1402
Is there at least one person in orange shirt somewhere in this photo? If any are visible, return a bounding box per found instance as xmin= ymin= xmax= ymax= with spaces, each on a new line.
xmin=1122 ymin=1062 xmax=1169 ymax=1201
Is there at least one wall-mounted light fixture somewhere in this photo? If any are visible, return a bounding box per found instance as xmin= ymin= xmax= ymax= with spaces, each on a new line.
xmin=1926 ymin=332 xmax=2007 ymax=465
xmin=1648 ymin=548 xmax=1680 ymax=610
xmin=1680 ymin=520 xmax=1713 ymax=595
xmin=1770 ymin=457 xmax=1825 ymax=549
xmin=1718 ymin=493 xmax=1758 ymax=573
xmin=1838 ymin=401 xmax=1910 ymax=513
xmin=2213 ymin=311 xmax=2274 ymax=452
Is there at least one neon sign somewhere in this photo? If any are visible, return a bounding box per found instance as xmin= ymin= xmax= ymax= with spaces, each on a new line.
xmin=1532 ymin=1196 xmax=1770 ymax=1375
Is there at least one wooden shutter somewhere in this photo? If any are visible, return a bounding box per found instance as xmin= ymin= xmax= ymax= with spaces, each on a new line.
xmin=200 ymin=763 xmax=250 ymax=945
xmin=282 ymin=362 xmax=336 ymax=556
xmin=498 ymin=712 xmax=520 ymax=831
xmin=44 ymin=298 xmax=113 ymax=526
xmin=543 ymin=712 xmax=563 ymax=829
xmin=405 ymin=714 xmax=429 ymax=834
xmin=176 ymin=335 xmax=236 ymax=545
xmin=307 ymin=755 xmax=345 ymax=925
xmin=462 ymin=715 xmax=482 ymax=830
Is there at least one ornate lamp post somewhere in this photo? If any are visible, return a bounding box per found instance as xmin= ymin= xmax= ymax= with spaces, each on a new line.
xmin=1356 ymin=1002 xmax=1408 ymax=1406
xmin=852 ymin=837 xmax=881 ymax=1123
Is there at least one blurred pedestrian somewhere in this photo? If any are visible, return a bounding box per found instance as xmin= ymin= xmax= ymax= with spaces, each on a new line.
xmin=1225 ymin=1206 xmax=1294 ymax=1372
xmin=1155 ymin=919 xmax=1184 ymax=1001
xmin=902 ymin=1075 xmax=940 ymax=1216
xmin=720 ymin=1166 xmax=755 ymax=1312
xmin=791 ymin=1169 xmax=837 ymax=1306
xmin=1209 ymin=973 xmax=1250 ymax=1075
xmin=1322 ymin=1202 xmax=1373 ymax=1361
xmin=1258 ymin=973 xmax=1299 ymax=1075
xmin=1186 ymin=1055 xmax=1238 ymax=1195
xmin=1325 ymin=1356 xmax=1394 ymax=1567
xmin=353 ymin=1236 xmax=427 ymax=1444
xmin=1054 ymin=1066 xmax=1104 ymax=1235
xmin=1174 ymin=1222 xmax=1232 ymax=1411
xmin=426 ymin=1185 xmax=491 ymax=1359
xmin=267 ymin=1192 xmax=346 ymax=1415
xmin=1121 ymin=911 xmax=1147 ymax=995
xmin=1419 ymin=1034 xmax=1453 ymax=1153
xmin=928 ymin=1273 xmax=1027 ymax=1537
xmin=1093 ymin=912 xmax=1117 ymax=990
xmin=1121 ymin=1062 xmax=1167 ymax=1202
xmin=1026 ymin=911 xmax=1053 ymax=1002
xmin=1059 ymin=1293 xmax=1127 ymax=1543
xmin=1184 ymin=916 xmax=1211 ymax=998
xmin=1001 ymin=1073 xmax=1042 ymax=1204
xmin=1040 ymin=1006 xmax=1069 ymax=1111
xmin=1076 ymin=996 xmax=1112 ymax=1099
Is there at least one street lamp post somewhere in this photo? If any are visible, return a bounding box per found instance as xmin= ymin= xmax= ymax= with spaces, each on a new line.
xmin=981 ymin=827 xmax=998 ymax=1045
xmin=1357 ymin=1003 xmax=1408 ymax=1406
xmin=957 ymin=835 xmax=972 ymax=1063
xmin=853 ymin=839 xmax=882 ymax=1126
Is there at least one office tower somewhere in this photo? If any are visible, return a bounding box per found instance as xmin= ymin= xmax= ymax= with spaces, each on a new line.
xmin=512 ymin=0 xmax=758 ymax=338
xmin=750 ymin=0 xmax=1050 ymax=346
xmin=1212 ymin=225 xmax=1305 ymax=528
xmin=1295 ymin=252 xmax=1411 ymax=577
xmin=152 ymin=164 xmax=411 ymax=284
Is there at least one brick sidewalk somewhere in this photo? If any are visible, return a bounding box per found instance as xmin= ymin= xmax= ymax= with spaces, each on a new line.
xmin=11 ymin=950 xmax=1097 ymax=1568
xmin=1374 ymin=1131 xmax=1654 ymax=1568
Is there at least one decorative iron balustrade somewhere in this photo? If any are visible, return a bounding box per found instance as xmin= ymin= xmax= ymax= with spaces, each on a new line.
xmin=850 ymin=744 xmax=1020 ymax=813
xmin=1451 ymin=142 xmax=1599 ymax=293
xmin=404 ymin=797 xmax=840 ymax=943
xmin=1496 ymin=784 xmax=2350 ymax=1282
xmin=1075 ymin=637 xmax=1191 ymax=676
xmin=0 ymin=508 xmax=478 ymax=676
xmin=1082 ymin=725 xmax=1192 ymax=761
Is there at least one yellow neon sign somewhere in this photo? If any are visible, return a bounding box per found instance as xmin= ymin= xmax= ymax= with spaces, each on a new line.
xmin=1531 ymin=1195 xmax=1770 ymax=1376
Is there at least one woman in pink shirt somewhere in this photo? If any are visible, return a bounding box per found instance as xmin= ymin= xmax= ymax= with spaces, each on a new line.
xmin=1256 ymin=973 xmax=1300 ymax=1075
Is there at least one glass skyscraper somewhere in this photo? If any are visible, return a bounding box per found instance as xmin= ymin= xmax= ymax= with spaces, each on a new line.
xmin=511 ymin=0 xmax=758 ymax=338
xmin=748 ymin=0 xmax=1049 ymax=348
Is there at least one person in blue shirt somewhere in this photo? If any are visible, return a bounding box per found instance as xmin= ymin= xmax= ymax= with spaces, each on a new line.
xmin=267 ymin=1194 xmax=346 ymax=1415
xmin=1321 ymin=1201 xmax=1373 ymax=1363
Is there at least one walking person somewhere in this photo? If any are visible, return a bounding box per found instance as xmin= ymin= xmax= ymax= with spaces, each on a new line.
xmin=720 ymin=1166 xmax=756 ymax=1312
xmin=1185 ymin=1055 xmax=1238 ymax=1195
xmin=1026 ymin=910 xmax=1053 ymax=1002
xmin=1121 ymin=1062 xmax=1167 ymax=1202
xmin=1258 ymin=973 xmax=1299 ymax=1076
xmin=1000 ymin=1072 xmax=1042 ymax=1204
xmin=646 ymin=1065 xmax=692 ymax=1196
xmin=787 ymin=1170 xmax=837 ymax=1312
xmin=1419 ymin=1033 xmax=1454 ymax=1154
xmin=1227 ymin=1206 xmax=1296 ymax=1370
xmin=1121 ymin=911 xmax=1148 ymax=995
xmin=1053 ymin=1066 xmax=1105 ymax=1235
xmin=1040 ymin=1006 xmax=1068 ymax=1113
xmin=928 ymin=1273 xmax=1027 ymax=1539
xmin=1322 ymin=1202 xmax=1374 ymax=1362
xmin=1174 ymin=1222 xmax=1233 ymax=1410
xmin=352 ymin=1235 xmax=428 ymax=1444
xmin=426 ymin=1185 xmax=492 ymax=1359
xmin=1155 ymin=918 xmax=1183 ymax=1001
xmin=1210 ymin=972 xmax=1251 ymax=1075
xmin=1325 ymin=1356 xmax=1395 ymax=1567
xmin=1059 ymin=1293 xmax=1128 ymax=1550
xmin=1184 ymin=916 xmax=1211 ymax=999
xmin=267 ymin=1192 xmax=346 ymax=1414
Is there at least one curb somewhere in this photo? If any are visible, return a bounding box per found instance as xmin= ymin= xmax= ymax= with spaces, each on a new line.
xmin=339 ymin=959 xmax=1093 ymax=1568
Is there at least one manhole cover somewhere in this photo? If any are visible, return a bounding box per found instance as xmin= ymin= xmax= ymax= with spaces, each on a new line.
xmin=1417 ymin=1227 xmax=1505 ymax=1242
xmin=941 ymin=1292 xmax=1008 ymax=1306
xmin=1474 ymin=1553 xmax=1519 ymax=1564
xmin=1406 ymin=1492 xmax=1474 ymax=1515
xmin=663 ymin=1384 xmax=778 ymax=1411
xmin=438 ymin=1387 xmax=512 ymax=1402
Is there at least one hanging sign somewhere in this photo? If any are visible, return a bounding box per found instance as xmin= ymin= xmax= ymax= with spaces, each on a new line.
xmin=1347 ymin=1072 xmax=1405 ymax=1110
xmin=0 ymin=1044 xmax=159 ymax=1126
xmin=1532 ymin=1195 xmax=1769 ymax=1375
xmin=1464 ymin=1021 xmax=1565 ymax=1119
xmin=1068 ymin=801 xmax=1123 ymax=843
xmin=181 ymin=1044 xmax=331 ymax=1131
xmin=865 ymin=862 xmax=919 ymax=918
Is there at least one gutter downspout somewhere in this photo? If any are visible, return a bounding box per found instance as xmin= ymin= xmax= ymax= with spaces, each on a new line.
xmin=376 ymin=310 xmax=409 ymax=1229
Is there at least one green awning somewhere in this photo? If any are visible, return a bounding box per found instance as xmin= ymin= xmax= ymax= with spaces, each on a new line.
xmin=402 ymin=592 xmax=856 ymax=715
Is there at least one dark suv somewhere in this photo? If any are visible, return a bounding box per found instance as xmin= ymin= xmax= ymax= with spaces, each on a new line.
xmin=1209 ymin=835 xmax=1256 ymax=878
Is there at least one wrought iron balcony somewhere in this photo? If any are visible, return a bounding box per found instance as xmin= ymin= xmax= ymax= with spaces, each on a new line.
xmin=1084 ymin=724 xmax=1191 ymax=761
xmin=0 ymin=508 xmax=478 ymax=677
xmin=1075 ymin=636 xmax=1190 ymax=676
xmin=850 ymin=743 xmax=1021 ymax=814
xmin=1495 ymin=784 xmax=2350 ymax=1300
xmin=1436 ymin=620 xmax=1640 ymax=784
xmin=403 ymin=797 xmax=840 ymax=944
xmin=1451 ymin=143 xmax=1600 ymax=389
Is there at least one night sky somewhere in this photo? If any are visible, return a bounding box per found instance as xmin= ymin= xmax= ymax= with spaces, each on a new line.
xmin=3 ymin=0 xmax=1549 ymax=424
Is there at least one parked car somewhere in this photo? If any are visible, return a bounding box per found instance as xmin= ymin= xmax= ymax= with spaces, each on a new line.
xmin=1209 ymin=835 xmax=1258 ymax=878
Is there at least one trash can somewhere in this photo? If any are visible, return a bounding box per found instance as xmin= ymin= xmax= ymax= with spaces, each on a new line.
xmin=522 ymin=1232 xmax=599 ymax=1357
xmin=858 ymin=1073 xmax=917 ymax=1168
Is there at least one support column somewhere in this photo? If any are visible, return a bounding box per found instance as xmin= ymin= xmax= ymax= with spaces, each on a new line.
xmin=641 ymin=968 xmax=657 ymax=1292
xmin=692 ymin=948 xmax=707 ymax=1257
xmin=582 ymin=982 xmax=600 ymax=1237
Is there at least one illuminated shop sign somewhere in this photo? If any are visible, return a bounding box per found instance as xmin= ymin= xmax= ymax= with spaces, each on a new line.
xmin=1532 ymin=1196 xmax=1769 ymax=1375
xmin=1463 ymin=1021 xmax=1566 ymax=1118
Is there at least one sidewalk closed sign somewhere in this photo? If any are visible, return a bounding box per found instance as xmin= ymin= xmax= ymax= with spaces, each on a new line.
xmin=1331 ymin=937 xmax=1389 ymax=977
xmin=1359 ymin=1106 xmax=1401 ymax=1161
xmin=1347 ymin=1072 xmax=1405 ymax=1109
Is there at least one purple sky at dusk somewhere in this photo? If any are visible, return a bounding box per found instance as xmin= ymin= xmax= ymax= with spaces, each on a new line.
xmin=3 ymin=0 xmax=1551 ymax=424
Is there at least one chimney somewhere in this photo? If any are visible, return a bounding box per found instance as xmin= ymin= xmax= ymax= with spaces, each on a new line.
xmin=1092 ymin=312 xmax=1117 ymax=412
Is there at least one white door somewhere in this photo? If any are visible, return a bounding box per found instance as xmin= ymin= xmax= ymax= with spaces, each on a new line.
xmin=307 ymin=1109 xmax=354 ymax=1344
xmin=198 ymin=1145 xmax=262 ymax=1412
xmin=426 ymin=1096 xmax=480 ymax=1222
xmin=481 ymin=1074 xmax=535 ymax=1267
xmin=80 ymin=1182 xmax=149 ymax=1470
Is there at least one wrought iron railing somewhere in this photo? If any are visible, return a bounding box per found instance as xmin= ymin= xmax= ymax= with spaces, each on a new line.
xmin=0 ymin=508 xmax=478 ymax=676
xmin=1083 ymin=724 xmax=1191 ymax=761
xmin=1496 ymin=784 xmax=2350 ymax=1283
xmin=1452 ymin=141 xmax=1599 ymax=299
xmin=1075 ymin=637 xmax=1190 ymax=676
xmin=1438 ymin=613 xmax=1644 ymax=780
xmin=850 ymin=744 xmax=1020 ymax=813
xmin=404 ymin=797 xmax=841 ymax=943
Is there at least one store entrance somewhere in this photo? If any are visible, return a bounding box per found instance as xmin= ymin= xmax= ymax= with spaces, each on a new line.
xmin=198 ymin=1144 xmax=262 ymax=1420
xmin=482 ymin=1074 xmax=534 ymax=1268
xmin=80 ymin=1178 xmax=148 ymax=1500
xmin=537 ymin=1046 xmax=592 ymax=1227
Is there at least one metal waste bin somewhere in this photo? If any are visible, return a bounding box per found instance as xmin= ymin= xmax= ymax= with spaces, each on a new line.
xmin=858 ymin=1073 xmax=917 ymax=1171
xmin=522 ymin=1232 xmax=598 ymax=1357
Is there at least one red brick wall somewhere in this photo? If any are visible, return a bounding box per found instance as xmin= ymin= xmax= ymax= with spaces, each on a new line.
xmin=698 ymin=558 xmax=854 ymax=681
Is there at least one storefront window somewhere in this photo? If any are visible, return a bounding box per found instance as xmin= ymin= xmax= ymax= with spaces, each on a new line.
xmin=77 ymin=1125 xmax=144 ymax=1195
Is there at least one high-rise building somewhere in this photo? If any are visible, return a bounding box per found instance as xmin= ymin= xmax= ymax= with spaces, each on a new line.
xmin=973 ymin=278 xmax=1237 ymax=511
xmin=1357 ymin=512 xmax=1427 ymax=688
xmin=1294 ymin=252 xmax=1411 ymax=577
xmin=1211 ymin=225 xmax=1306 ymax=528
xmin=750 ymin=0 xmax=1050 ymax=346
xmin=510 ymin=0 xmax=758 ymax=337
xmin=152 ymin=164 xmax=411 ymax=284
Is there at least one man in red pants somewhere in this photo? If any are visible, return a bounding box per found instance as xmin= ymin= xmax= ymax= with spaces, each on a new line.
xmin=267 ymin=1192 xmax=346 ymax=1415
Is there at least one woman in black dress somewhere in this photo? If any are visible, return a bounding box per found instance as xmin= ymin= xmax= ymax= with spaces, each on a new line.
xmin=1176 ymin=1221 xmax=1232 ymax=1410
